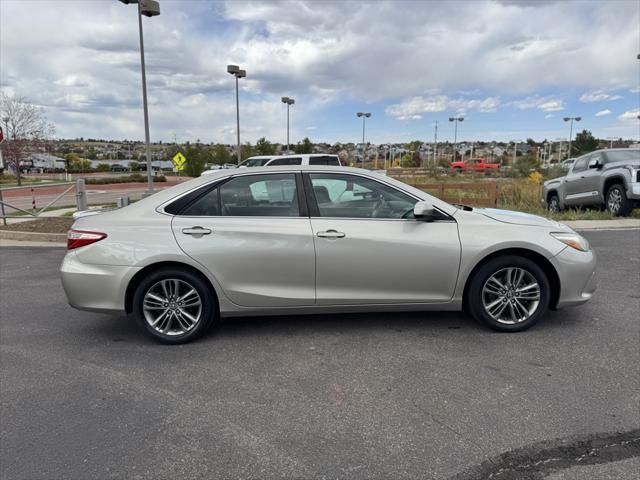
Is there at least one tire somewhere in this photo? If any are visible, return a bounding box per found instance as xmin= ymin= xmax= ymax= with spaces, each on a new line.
xmin=467 ymin=255 xmax=550 ymax=332
xmin=605 ymin=184 xmax=632 ymax=217
xmin=132 ymin=268 xmax=217 ymax=344
xmin=547 ymin=194 xmax=561 ymax=213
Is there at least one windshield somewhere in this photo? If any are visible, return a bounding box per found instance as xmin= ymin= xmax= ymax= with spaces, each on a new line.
xmin=242 ymin=157 xmax=272 ymax=167
xmin=605 ymin=150 xmax=639 ymax=163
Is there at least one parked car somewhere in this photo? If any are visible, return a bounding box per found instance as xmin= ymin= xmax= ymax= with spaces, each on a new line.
xmin=222 ymin=163 xmax=237 ymax=169
xmin=111 ymin=164 xmax=128 ymax=173
xmin=61 ymin=166 xmax=596 ymax=344
xmin=264 ymin=154 xmax=342 ymax=166
xmin=451 ymin=158 xmax=500 ymax=172
xmin=543 ymin=148 xmax=640 ymax=216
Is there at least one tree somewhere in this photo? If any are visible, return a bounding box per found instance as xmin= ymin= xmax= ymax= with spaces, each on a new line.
xmin=211 ymin=144 xmax=231 ymax=165
xmin=255 ymin=137 xmax=276 ymax=155
xmin=572 ymin=129 xmax=598 ymax=156
xmin=0 ymin=93 xmax=55 ymax=186
xmin=183 ymin=144 xmax=210 ymax=177
xmin=240 ymin=142 xmax=255 ymax=161
xmin=293 ymin=137 xmax=313 ymax=154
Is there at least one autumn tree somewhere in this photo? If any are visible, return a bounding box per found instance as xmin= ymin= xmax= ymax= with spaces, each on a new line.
xmin=0 ymin=93 xmax=55 ymax=186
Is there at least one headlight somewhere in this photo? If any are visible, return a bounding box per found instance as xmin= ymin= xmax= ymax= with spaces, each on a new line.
xmin=550 ymin=232 xmax=590 ymax=252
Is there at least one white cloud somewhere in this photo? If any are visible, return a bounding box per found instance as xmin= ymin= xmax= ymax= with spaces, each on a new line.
xmin=595 ymin=109 xmax=612 ymax=117
xmin=545 ymin=114 xmax=554 ymax=118
xmin=580 ymin=91 xmax=623 ymax=102
xmin=509 ymin=96 xmax=565 ymax=112
xmin=619 ymin=109 xmax=640 ymax=121
xmin=385 ymin=95 xmax=500 ymax=120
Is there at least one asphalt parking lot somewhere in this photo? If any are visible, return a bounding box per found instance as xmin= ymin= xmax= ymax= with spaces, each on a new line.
xmin=1 ymin=230 xmax=639 ymax=479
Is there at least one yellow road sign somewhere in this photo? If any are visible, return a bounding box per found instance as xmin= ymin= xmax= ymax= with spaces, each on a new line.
xmin=172 ymin=152 xmax=186 ymax=171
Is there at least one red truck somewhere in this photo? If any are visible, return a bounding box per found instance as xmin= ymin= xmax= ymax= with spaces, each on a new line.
xmin=451 ymin=157 xmax=500 ymax=172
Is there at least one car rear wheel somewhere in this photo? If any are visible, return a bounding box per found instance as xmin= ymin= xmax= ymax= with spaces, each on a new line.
xmin=132 ymin=268 xmax=216 ymax=344
xmin=467 ymin=255 xmax=550 ymax=332
xmin=547 ymin=194 xmax=561 ymax=213
xmin=605 ymin=184 xmax=632 ymax=216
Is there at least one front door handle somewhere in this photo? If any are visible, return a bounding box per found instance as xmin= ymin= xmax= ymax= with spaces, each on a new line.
xmin=182 ymin=226 xmax=212 ymax=236
xmin=317 ymin=229 xmax=345 ymax=239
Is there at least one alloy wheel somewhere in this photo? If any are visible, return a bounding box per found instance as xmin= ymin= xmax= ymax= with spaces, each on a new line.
xmin=482 ymin=267 xmax=540 ymax=325
xmin=142 ymin=279 xmax=202 ymax=336
xmin=607 ymin=188 xmax=622 ymax=214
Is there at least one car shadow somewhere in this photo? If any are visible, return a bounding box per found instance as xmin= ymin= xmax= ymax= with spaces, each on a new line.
xmin=83 ymin=310 xmax=486 ymax=345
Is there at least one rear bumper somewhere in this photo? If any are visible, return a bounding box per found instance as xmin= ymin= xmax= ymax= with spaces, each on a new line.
xmin=552 ymin=246 xmax=597 ymax=308
xmin=60 ymin=251 xmax=140 ymax=314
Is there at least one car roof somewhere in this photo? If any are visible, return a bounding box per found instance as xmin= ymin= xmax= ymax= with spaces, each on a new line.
xmin=244 ymin=155 xmax=274 ymax=160
xmin=274 ymin=153 xmax=339 ymax=159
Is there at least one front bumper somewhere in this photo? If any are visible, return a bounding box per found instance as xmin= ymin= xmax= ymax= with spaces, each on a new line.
xmin=60 ymin=251 xmax=140 ymax=314
xmin=551 ymin=246 xmax=597 ymax=308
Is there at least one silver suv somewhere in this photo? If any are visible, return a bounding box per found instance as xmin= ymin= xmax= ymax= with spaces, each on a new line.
xmin=543 ymin=149 xmax=640 ymax=216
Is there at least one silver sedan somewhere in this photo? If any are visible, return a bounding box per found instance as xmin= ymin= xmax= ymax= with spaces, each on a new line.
xmin=61 ymin=166 xmax=597 ymax=344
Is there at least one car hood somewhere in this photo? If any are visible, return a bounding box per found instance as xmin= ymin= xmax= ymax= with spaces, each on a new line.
xmin=474 ymin=208 xmax=570 ymax=230
xmin=544 ymin=176 xmax=564 ymax=187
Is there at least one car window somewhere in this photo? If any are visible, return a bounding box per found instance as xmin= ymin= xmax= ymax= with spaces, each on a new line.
xmin=242 ymin=157 xmax=272 ymax=167
xmin=268 ymin=157 xmax=302 ymax=166
xmin=571 ymin=156 xmax=589 ymax=173
xmin=309 ymin=173 xmax=417 ymax=219
xmin=604 ymin=150 xmax=639 ymax=163
xmin=181 ymin=174 xmax=299 ymax=217
xmin=309 ymin=156 xmax=340 ymax=166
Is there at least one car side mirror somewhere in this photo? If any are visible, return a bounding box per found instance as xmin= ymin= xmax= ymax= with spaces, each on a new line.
xmin=413 ymin=201 xmax=437 ymax=221
xmin=588 ymin=159 xmax=602 ymax=169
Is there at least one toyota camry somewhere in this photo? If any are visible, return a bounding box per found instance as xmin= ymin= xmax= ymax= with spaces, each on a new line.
xmin=61 ymin=166 xmax=596 ymax=344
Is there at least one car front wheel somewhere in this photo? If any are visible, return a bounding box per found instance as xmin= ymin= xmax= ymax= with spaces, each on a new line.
xmin=605 ymin=184 xmax=632 ymax=216
xmin=547 ymin=194 xmax=561 ymax=213
xmin=467 ymin=255 xmax=550 ymax=332
xmin=132 ymin=268 xmax=216 ymax=344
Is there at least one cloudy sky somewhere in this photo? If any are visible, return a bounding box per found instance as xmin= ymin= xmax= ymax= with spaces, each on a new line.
xmin=1 ymin=0 xmax=639 ymax=144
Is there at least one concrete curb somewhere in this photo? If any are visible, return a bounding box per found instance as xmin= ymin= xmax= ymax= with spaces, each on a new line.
xmin=563 ymin=219 xmax=640 ymax=231
xmin=0 ymin=230 xmax=67 ymax=243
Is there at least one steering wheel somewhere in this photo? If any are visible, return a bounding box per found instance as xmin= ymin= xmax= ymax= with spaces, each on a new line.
xmin=370 ymin=197 xmax=388 ymax=218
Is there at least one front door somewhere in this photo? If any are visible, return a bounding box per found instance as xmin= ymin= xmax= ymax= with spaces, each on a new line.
xmin=304 ymin=172 xmax=461 ymax=305
xmin=172 ymin=172 xmax=315 ymax=307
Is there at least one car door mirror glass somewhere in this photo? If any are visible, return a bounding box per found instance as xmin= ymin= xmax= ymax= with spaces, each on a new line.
xmin=588 ymin=158 xmax=601 ymax=169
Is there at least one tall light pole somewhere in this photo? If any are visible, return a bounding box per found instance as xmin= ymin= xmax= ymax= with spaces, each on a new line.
xmin=448 ymin=116 xmax=464 ymax=161
xmin=433 ymin=120 xmax=438 ymax=167
xmin=119 ymin=0 xmax=160 ymax=194
xmin=357 ymin=112 xmax=371 ymax=163
xmin=563 ymin=116 xmax=581 ymax=160
xmin=281 ymin=97 xmax=295 ymax=154
xmin=227 ymin=65 xmax=246 ymax=165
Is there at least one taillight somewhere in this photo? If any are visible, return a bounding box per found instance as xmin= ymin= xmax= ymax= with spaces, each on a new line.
xmin=67 ymin=229 xmax=107 ymax=250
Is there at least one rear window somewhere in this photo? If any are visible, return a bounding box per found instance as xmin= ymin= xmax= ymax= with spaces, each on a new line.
xmin=268 ymin=157 xmax=302 ymax=166
xmin=309 ymin=155 xmax=341 ymax=166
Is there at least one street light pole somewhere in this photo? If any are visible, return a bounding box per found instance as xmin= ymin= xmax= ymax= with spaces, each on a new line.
xmin=119 ymin=0 xmax=160 ymax=194
xmin=357 ymin=112 xmax=371 ymax=164
xmin=281 ymin=97 xmax=295 ymax=154
xmin=563 ymin=116 xmax=581 ymax=160
xmin=448 ymin=116 xmax=464 ymax=162
xmin=227 ymin=65 xmax=246 ymax=165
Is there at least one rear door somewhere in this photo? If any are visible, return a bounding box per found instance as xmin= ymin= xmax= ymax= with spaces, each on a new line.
xmin=304 ymin=172 xmax=461 ymax=305
xmin=171 ymin=172 xmax=316 ymax=307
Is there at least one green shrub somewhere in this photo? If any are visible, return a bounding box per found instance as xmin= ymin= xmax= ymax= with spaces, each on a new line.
xmin=85 ymin=174 xmax=166 ymax=185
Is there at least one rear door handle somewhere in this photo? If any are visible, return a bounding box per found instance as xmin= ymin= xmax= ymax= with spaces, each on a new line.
xmin=182 ymin=226 xmax=212 ymax=236
xmin=317 ymin=229 xmax=345 ymax=239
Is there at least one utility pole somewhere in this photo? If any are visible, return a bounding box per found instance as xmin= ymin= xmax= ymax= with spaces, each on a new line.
xmin=433 ymin=121 xmax=438 ymax=167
